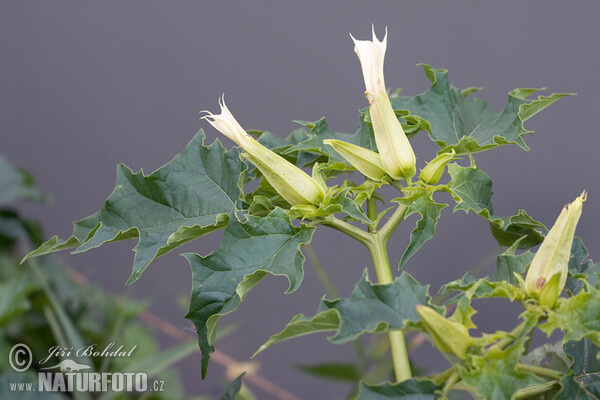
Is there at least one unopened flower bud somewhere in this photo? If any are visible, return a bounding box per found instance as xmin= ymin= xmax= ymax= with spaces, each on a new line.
xmin=416 ymin=305 xmax=474 ymax=359
xmin=323 ymin=139 xmax=387 ymax=181
xmin=524 ymin=192 xmax=586 ymax=306
xmin=202 ymin=97 xmax=325 ymax=206
xmin=419 ymin=149 xmax=456 ymax=185
xmin=351 ymin=27 xmax=416 ymax=181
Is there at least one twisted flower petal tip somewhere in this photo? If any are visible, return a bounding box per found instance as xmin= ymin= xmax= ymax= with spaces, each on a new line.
xmin=350 ymin=27 xmax=416 ymax=181
xmin=350 ymin=26 xmax=388 ymax=96
xmin=201 ymin=97 xmax=325 ymax=206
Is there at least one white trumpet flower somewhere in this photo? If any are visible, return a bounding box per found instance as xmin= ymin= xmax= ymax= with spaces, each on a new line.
xmin=351 ymin=27 xmax=416 ymax=181
xmin=201 ymin=97 xmax=325 ymax=206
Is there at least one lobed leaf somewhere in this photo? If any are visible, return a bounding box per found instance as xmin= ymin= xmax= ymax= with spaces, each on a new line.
xmin=0 ymin=156 xmax=46 ymax=205
xmin=391 ymin=64 xmax=572 ymax=154
xmin=556 ymin=339 xmax=600 ymax=399
xmin=459 ymin=340 xmax=545 ymax=400
xmin=395 ymin=188 xmax=447 ymax=269
xmin=566 ymin=237 xmax=600 ymax=296
xmin=255 ymin=270 xmax=433 ymax=355
xmin=184 ymin=208 xmax=315 ymax=378
xmin=541 ymin=286 xmax=600 ymax=347
xmin=23 ymin=132 xmax=244 ymax=284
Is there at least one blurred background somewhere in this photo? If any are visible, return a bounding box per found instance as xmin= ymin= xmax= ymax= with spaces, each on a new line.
xmin=2 ymin=1 xmax=599 ymax=398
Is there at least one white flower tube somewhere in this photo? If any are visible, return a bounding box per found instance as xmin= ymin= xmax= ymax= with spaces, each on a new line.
xmin=351 ymin=27 xmax=416 ymax=181
xmin=201 ymin=97 xmax=325 ymax=206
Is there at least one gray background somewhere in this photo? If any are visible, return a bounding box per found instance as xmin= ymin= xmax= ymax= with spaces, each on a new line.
xmin=2 ymin=1 xmax=599 ymax=398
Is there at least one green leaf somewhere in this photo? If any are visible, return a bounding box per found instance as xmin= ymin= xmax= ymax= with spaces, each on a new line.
xmin=459 ymin=340 xmax=545 ymax=400
xmin=184 ymin=208 xmax=315 ymax=378
xmin=491 ymin=248 xmax=535 ymax=285
xmin=253 ymin=309 xmax=340 ymax=357
xmin=0 ymin=274 xmax=36 ymax=326
xmin=555 ymin=338 xmax=600 ymax=399
xmin=490 ymin=209 xmax=546 ymax=250
xmin=555 ymin=373 xmax=600 ymax=400
xmin=285 ymin=119 xmax=351 ymax=166
xmin=566 ymin=237 xmax=600 ymax=296
xmin=520 ymin=342 xmax=572 ymax=374
xmin=565 ymin=338 xmax=600 ymax=376
xmin=23 ymin=132 xmax=244 ymax=284
xmin=296 ymin=362 xmax=361 ymax=382
xmin=391 ymin=64 xmax=572 ymax=154
xmin=541 ymin=286 xmax=600 ymax=346
xmin=395 ymin=189 xmax=447 ymax=268
xmin=439 ymin=273 xmax=523 ymax=304
xmin=447 ymin=163 xmax=500 ymax=223
xmin=357 ymin=379 xmax=440 ymax=399
xmin=256 ymin=270 xmax=433 ymax=354
xmin=0 ymin=156 xmax=46 ymax=205
xmin=323 ymin=270 xmax=432 ymax=343
xmin=220 ymin=373 xmax=245 ymax=400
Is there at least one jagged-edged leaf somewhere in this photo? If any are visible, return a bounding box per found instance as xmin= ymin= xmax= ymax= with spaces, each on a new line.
xmin=284 ymin=116 xmax=382 ymax=170
xmin=220 ymin=373 xmax=245 ymax=400
xmin=447 ymin=163 xmax=500 ymax=224
xmin=23 ymin=132 xmax=244 ymax=284
xmin=459 ymin=339 xmax=545 ymax=400
xmin=357 ymin=379 xmax=440 ymax=399
xmin=391 ymin=64 xmax=572 ymax=154
xmin=555 ymin=373 xmax=600 ymax=400
xmin=253 ymin=309 xmax=339 ymax=357
xmin=565 ymin=338 xmax=600 ymax=376
xmin=296 ymin=362 xmax=361 ymax=382
xmin=491 ymin=246 xmax=535 ymax=285
xmin=256 ymin=270 xmax=432 ymax=355
xmin=490 ymin=209 xmax=546 ymax=249
xmin=0 ymin=156 xmax=46 ymax=205
xmin=323 ymin=270 xmax=431 ymax=343
xmin=395 ymin=189 xmax=447 ymax=268
xmin=184 ymin=208 xmax=315 ymax=378
xmin=555 ymin=339 xmax=600 ymax=399
xmin=540 ymin=286 xmax=600 ymax=346
xmin=566 ymin=237 xmax=600 ymax=296
xmin=285 ymin=119 xmax=352 ymax=166
xmin=520 ymin=342 xmax=572 ymax=374
xmin=439 ymin=272 xmax=523 ymax=304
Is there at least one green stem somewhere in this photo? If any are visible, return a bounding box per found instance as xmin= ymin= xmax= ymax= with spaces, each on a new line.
xmin=379 ymin=204 xmax=408 ymax=243
xmin=513 ymin=382 xmax=560 ymax=400
xmin=442 ymin=369 xmax=461 ymax=395
xmin=516 ymin=363 xmax=563 ymax=381
xmin=321 ymin=215 xmax=370 ymax=245
xmin=366 ymin=233 xmax=411 ymax=382
xmin=367 ymin=195 xmax=379 ymax=232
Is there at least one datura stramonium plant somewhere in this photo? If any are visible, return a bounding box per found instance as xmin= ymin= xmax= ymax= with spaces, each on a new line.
xmin=351 ymin=27 xmax=416 ymax=182
xmin=524 ymin=191 xmax=586 ymax=307
xmin=201 ymin=97 xmax=325 ymax=207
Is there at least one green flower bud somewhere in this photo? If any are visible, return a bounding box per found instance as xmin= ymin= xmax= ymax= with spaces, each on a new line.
xmin=323 ymin=139 xmax=387 ymax=181
xmin=351 ymin=28 xmax=416 ymax=181
xmin=419 ymin=149 xmax=456 ymax=185
xmin=416 ymin=305 xmax=474 ymax=359
xmin=202 ymin=97 xmax=325 ymax=206
xmin=524 ymin=192 xmax=586 ymax=305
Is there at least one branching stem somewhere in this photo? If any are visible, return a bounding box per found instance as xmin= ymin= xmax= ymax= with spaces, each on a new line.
xmin=366 ymin=232 xmax=411 ymax=382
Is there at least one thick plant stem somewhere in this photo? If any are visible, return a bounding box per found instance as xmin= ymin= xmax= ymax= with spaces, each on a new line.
xmin=367 ymin=233 xmax=412 ymax=382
